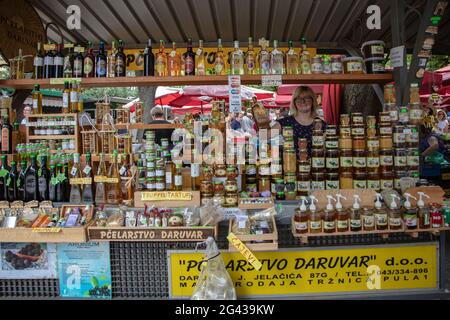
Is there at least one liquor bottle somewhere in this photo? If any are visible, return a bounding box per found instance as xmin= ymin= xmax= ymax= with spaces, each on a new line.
xmin=174 ymin=163 xmax=183 ymax=191
xmin=183 ymin=38 xmax=196 ymax=76
xmin=7 ymin=161 xmax=19 ymax=201
xmin=259 ymin=40 xmax=271 ymax=75
xmin=32 ymin=84 xmax=43 ymax=115
xmin=63 ymin=156 xmax=71 ymax=201
xmin=38 ymin=155 xmax=50 ymax=201
xmin=231 ymin=41 xmax=244 ymax=75
xmin=24 ymin=154 xmax=39 ymax=202
xmin=270 ymin=40 xmax=284 ymax=74
xmin=55 ymin=163 xmax=65 ymax=202
xmin=63 ymin=44 xmax=74 ymax=78
xmin=77 ymin=84 xmax=83 ymax=113
xmin=44 ymin=43 xmax=55 ymax=79
xmin=245 ymin=37 xmax=257 ymax=75
xmin=107 ymin=40 xmax=117 ymax=78
xmin=49 ymin=164 xmax=57 ymax=202
xmin=62 ymin=81 xmax=71 ymax=113
xmin=73 ymin=45 xmax=84 ymax=78
xmin=165 ymin=154 xmax=174 ymax=191
xmin=1 ymin=115 xmax=12 ymax=154
xmin=83 ymin=42 xmax=95 ymax=78
xmin=190 ymin=149 xmax=200 ymax=191
xmin=115 ymin=40 xmax=126 ymax=77
xmin=214 ymin=38 xmax=225 ymax=75
xmin=17 ymin=160 xmax=26 ymax=201
xmin=69 ymin=153 xmax=82 ymax=203
xmin=70 ymin=81 xmax=78 ymax=113
xmin=155 ymin=40 xmax=167 ymax=76
xmin=300 ymin=37 xmax=311 ymax=74
xmin=143 ymin=39 xmax=155 ymax=76
xmin=33 ymin=42 xmax=44 ymax=79
xmin=286 ymin=40 xmax=299 ymax=75
xmin=168 ymin=42 xmax=181 ymax=76
xmin=96 ymin=41 xmax=107 ymax=78
xmin=95 ymin=153 xmax=107 ymax=204
xmin=106 ymin=150 xmax=122 ymax=204
xmin=119 ymin=154 xmax=131 ymax=202
xmin=196 ymin=40 xmax=206 ymax=75
xmin=82 ymin=152 xmax=95 ymax=202
xmin=54 ymin=43 xmax=65 ymax=78
xmin=137 ymin=160 xmax=146 ymax=191
xmin=0 ymin=155 xmax=11 ymax=201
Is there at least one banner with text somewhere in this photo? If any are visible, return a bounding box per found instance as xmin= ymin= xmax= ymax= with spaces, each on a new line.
xmin=168 ymin=243 xmax=438 ymax=298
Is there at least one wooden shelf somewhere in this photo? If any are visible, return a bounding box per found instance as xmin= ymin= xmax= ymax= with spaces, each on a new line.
xmin=28 ymin=135 xmax=76 ymax=140
xmin=0 ymin=74 xmax=394 ymax=89
xmin=99 ymin=123 xmax=184 ymax=130
xmin=28 ymin=113 xmax=77 ymax=118
xmin=50 ymin=150 xmax=76 ymax=154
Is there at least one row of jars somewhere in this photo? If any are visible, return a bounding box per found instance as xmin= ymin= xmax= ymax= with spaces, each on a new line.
xmin=35 ymin=139 xmax=76 ymax=151
xmin=32 ymin=116 xmax=76 ymax=127
xmin=33 ymin=126 xmax=75 ymax=135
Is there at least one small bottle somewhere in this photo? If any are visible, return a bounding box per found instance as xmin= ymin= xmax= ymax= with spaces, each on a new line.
xmin=196 ymin=40 xmax=206 ymax=75
xmin=323 ymin=195 xmax=337 ymax=233
xmin=374 ymin=193 xmax=388 ymax=230
xmin=430 ymin=203 xmax=443 ymax=228
xmin=362 ymin=207 xmax=375 ymax=231
xmin=336 ymin=194 xmax=349 ymax=232
xmin=442 ymin=199 xmax=450 ymax=227
xmin=388 ymin=194 xmax=403 ymax=230
xmin=350 ymin=195 xmax=362 ymax=232
xmin=417 ymin=192 xmax=431 ymax=229
xmin=174 ymin=163 xmax=183 ymax=191
xmin=231 ymin=40 xmax=244 ymax=75
xmin=294 ymin=197 xmax=309 ymax=234
xmin=403 ymin=193 xmax=418 ymax=230
xmin=308 ymin=196 xmax=322 ymax=233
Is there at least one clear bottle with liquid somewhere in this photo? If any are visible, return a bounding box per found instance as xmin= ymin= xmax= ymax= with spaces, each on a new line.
xmin=231 ymin=40 xmax=244 ymax=75
xmin=270 ymin=40 xmax=284 ymax=75
xmin=417 ymin=192 xmax=431 ymax=229
xmin=294 ymin=197 xmax=309 ymax=234
xmin=388 ymin=194 xmax=403 ymax=230
xmin=403 ymin=193 xmax=418 ymax=230
xmin=374 ymin=193 xmax=388 ymax=230
xmin=336 ymin=194 xmax=349 ymax=232
xmin=94 ymin=153 xmax=107 ymax=205
xmin=308 ymin=196 xmax=322 ymax=233
xmin=69 ymin=153 xmax=82 ymax=203
xmin=286 ymin=40 xmax=299 ymax=75
xmin=350 ymin=195 xmax=362 ymax=232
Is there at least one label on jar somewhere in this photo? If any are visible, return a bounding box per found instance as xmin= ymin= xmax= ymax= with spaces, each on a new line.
xmin=389 ymin=217 xmax=402 ymax=227
xmin=372 ymin=62 xmax=385 ymax=72
xmin=297 ymin=181 xmax=310 ymax=191
xmin=404 ymin=213 xmax=417 ymax=227
xmin=367 ymin=140 xmax=380 ymax=148
xmin=246 ymin=166 xmax=257 ymax=175
xmin=371 ymin=45 xmax=384 ymax=55
xmin=340 ymin=157 xmax=353 ymax=168
xmin=399 ymin=108 xmax=409 ymax=123
xmin=325 ymin=140 xmax=339 ymax=149
xmin=352 ymin=116 xmax=364 ymax=124
xmin=380 ymin=114 xmax=391 ymax=122
xmin=174 ymin=175 xmax=183 ymax=186
xmin=225 ymin=184 xmax=237 ymax=192
xmin=376 ymin=213 xmax=388 ymax=226
xmin=312 ymin=135 xmax=325 ymax=147
xmin=393 ymin=132 xmax=406 ymax=144
xmin=340 ymin=127 xmax=351 ymax=135
xmin=156 ymin=182 xmax=165 ymax=190
xmin=380 ymin=156 xmax=393 ymax=166
xmin=309 ymin=220 xmax=322 ymax=231
xmin=337 ymin=220 xmax=348 ymax=229
xmin=350 ymin=219 xmax=362 ymax=229
xmin=367 ymin=180 xmax=380 ymax=190
xmin=347 ymin=62 xmax=363 ymax=72
xmin=311 ymin=181 xmax=325 ymax=190
xmin=299 ymin=165 xmax=311 ymax=173
xmin=270 ymin=164 xmax=282 ymax=175
xmin=326 ymin=158 xmax=339 ymax=169
xmin=407 ymin=155 xmax=420 ymax=166
xmin=351 ymin=127 xmax=365 ymax=136
xmin=312 ymin=157 xmax=325 ymax=168
xmin=155 ymin=169 xmax=165 ymax=177
xmin=311 ymin=63 xmax=323 ymax=73
xmin=363 ymin=215 xmax=375 ymax=228
xmin=406 ymin=130 xmax=419 ymax=143
xmin=381 ymin=179 xmax=394 ymax=190
xmin=409 ymin=109 xmax=423 ymax=120
xmin=165 ymin=172 xmax=172 ymax=184
xmin=259 ymin=166 xmax=270 ymax=176
xmin=379 ymin=126 xmax=393 ymax=135
xmin=394 ymin=156 xmax=407 ymax=167
xmin=353 ymin=180 xmax=367 ymax=189
xmin=295 ymin=222 xmax=308 ymax=232
xmin=353 ymin=157 xmax=367 ymax=168
xmin=323 ymin=221 xmax=336 ymax=230
xmin=331 ymin=62 xmax=343 ymax=73
xmin=326 ymin=128 xmax=337 ymax=136
xmin=367 ymin=157 xmax=380 ymax=168
xmin=191 ymin=164 xmax=200 ymax=177
xmin=326 ymin=180 xmax=339 ymax=190
xmin=389 ymin=110 xmax=399 ymax=122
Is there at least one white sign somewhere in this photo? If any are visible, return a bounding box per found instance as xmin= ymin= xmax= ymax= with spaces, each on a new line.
xmin=228 ymin=75 xmax=242 ymax=113
xmin=261 ymin=75 xmax=282 ymax=87
xmin=390 ymin=46 xmax=405 ymax=68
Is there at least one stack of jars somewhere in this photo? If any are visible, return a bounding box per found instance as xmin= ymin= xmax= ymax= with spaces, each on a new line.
xmin=351 ymin=113 xmax=369 ymax=189
xmin=200 ymin=164 xmax=214 ymax=204
xmin=224 ymin=164 xmax=239 ymax=207
xmin=297 ymin=138 xmax=310 ymax=196
xmin=338 ymin=114 xmax=353 ymax=189
xmin=325 ymin=124 xmax=339 ymax=189
xmin=144 ymin=131 xmax=157 ymax=191
xmin=310 ymin=119 xmax=326 ymax=191
xmin=282 ymin=126 xmax=297 ymax=200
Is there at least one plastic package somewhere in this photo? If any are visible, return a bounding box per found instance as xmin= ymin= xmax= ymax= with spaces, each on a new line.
xmin=106 ymin=211 xmax=125 ymax=227
xmin=232 ymin=214 xmax=251 ymax=235
xmin=191 ymin=237 xmax=237 ymax=300
xmin=184 ymin=208 xmax=201 ymax=227
xmin=199 ymin=199 xmax=225 ymax=226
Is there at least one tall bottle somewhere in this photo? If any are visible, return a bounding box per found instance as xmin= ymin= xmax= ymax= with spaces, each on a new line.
xmin=183 ymin=38 xmax=196 ymax=76
xmin=245 ymin=37 xmax=257 ymax=75
xmin=43 ymin=43 xmax=55 ymax=79
xmin=83 ymin=42 xmax=95 ymax=78
xmin=17 ymin=160 xmax=26 ymax=201
xmin=70 ymin=81 xmax=79 ymax=113
xmin=300 ymin=37 xmax=311 ymax=74
xmin=95 ymin=41 xmax=107 ymax=78
xmin=174 ymin=163 xmax=183 ymax=191
xmin=32 ymin=85 xmax=43 ymax=115
xmin=49 ymin=164 xmax=58 ymax=202
xmin=77 ymin=84 xmax=83 ymax=113
xmin=190 ymin=149 xmax=200 ymax=191
xmin=115 ymin=40 xmax=127 ymax=77
xmin=294 ymin=197 xmax=309 ymax=234
xmin=165 ymin=154 xmax=174 ymax=191
xmin=63 ymin=44 xmax=74 ymax=78
xmin=286 ymin=40 xmax=299 ymax=75
xmin=62 ymin=82 xmax=71 ymax=113
xmin=55 ymin=163 xmax=65 ymax=202
xmin=7 ymin=161 xmax=19 ymax=201
xmin=155 ymin=40 xmax=168 ymax=76
xmin=0 ymin=156 xmax=11 ymax=201
xmin=231 ymin=41 xmax=244 ymax=75
xmin=24 ymin=154 xmax=39 ymax=202
xmin=119 ymin=154 xmax=131 ymax=202
xmin=270 ymin=40 xmax=284 ymax=74
xmin=54 ymin=44 xmax=65 ymax=78
xmin=38 ymin=155 xmax=50 ymax=201
xmin=69 ymin=153 xmax=82 ymax=203
xmin=82 ymin=152 xmax=95 ymax=202
xmin=63 ymin=157 xmax=71 ymax=201
xmin=106 ymin=150 xmax=122 ymax=204
xmin=308 ymin=196 xmax=322 ymax=233
xmin=417 ymin=192 xmax=431 ymax=229
xmin=336 ymin=194 xmax=349 ymax=232
xmin=258 ymin=40 xmax=271 ymax=75
xmin=403 ymin=193 xmax=418 ymax=230
xmin=73 ymin=45 xmax=84 ymax=78
xmin=107 ymin=40 xmax=117 ymax=78
xmin=214 ymin=38 xmax=225 ymax=75
xmin=374 ymin=193 xmax=388 ymax=230
xmin=1 ymin=115 xmax=12 ymax=154
xmin=33 ymin=42 xmax=44 ymax=79
xmin=323 ymin=196 xmax=337 ymax=233
xmin=350 ymin=195 xmax=362 ymax=232
xmin=94 ymin=153 xmax=107 ymax=204
xmin=388 ymin=195 xmax=402 ymax=230
xmin=137 ymin=160 xmax=146 ymax=191
xmin=143 ymin=39 xmax=155 ymax=76
xmin=168 ymin=42 xmax=181 ymax=76
xmin=196 ymin=40 xmax=206 ymax=75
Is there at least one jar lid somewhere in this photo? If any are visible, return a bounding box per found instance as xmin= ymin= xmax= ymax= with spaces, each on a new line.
xmin=342 ymin=56 xmax=364 ymax=62
xmin=361 ymin=40 xmax=386 ymax=48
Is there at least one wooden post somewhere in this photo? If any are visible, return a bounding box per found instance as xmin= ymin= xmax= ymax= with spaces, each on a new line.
xmin=137 ymin=86 xmax=157 ymax=140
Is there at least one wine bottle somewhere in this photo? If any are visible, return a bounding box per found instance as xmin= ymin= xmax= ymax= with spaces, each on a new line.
xmin=115 ymin=40 xmax=126 ymax=77
xmin=69 ymin=153 xmax=82 ymax=203
xmin=0 ymin=155 xmax=11 ymax=201
xmin=144 ymin=39 xmax=155 ymax=76
xmin=183 ymin=38 xmax=195 ymax=76
xmin=54 ymin=43 xmax=65 ymax=78
xmin=49 ymin=164 xmax=57 ymax=202
xmin=94 ymin=153 xmax=107 ymax=204
xmin=82 ymin=152 xmax=94 ymax=202
xmin=7 ymin=161 xmax=19 ymax=201
xmin=106 ymin=150 xmax=122 ymax=204
xmin=73 ymin=45 xmax=84 ymax=78
xmin=83 ymin=41 xmax=95 ymax=78
xmin=17 ymin=160 xmax=26 ymax=201
xmin=38 ymin=155 xmax=50 ymax=201
xmin=44 ymin=43 xmax=55 ymax=79
xmin=24 ymin=154 xmax=39 ymax=202
xmin=1 ymin=115 xmax=12 ymax=154
xmin=96 ymin=41 xmax=107 ymax=77
xmin=33 ymin=42 xmax=44 ymax=79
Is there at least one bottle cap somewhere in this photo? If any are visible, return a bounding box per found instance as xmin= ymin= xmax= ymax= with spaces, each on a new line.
xmin=390 ymin=194 xmax=400 ymax=209
xmin=326 ymin=195 xmax=336 ymax=210
xmin=403 ymin=193 xmax=417 ymax=209
xmin=335 ymin=194 xmax=347 ymax=210
xmin=375 ymin=193 xmax=383 ymax=209
xmin=353 ymin=195 xmax=361 ymax=209
xmin=299 ymin=197 xmax=307 ymax=212
xmin=417 ymin=192 xmax=430 ymax=208
xmin=309 ymin=196 xmax=318 ymax=211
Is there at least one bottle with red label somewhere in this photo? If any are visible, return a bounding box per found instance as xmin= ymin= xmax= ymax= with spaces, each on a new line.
xmin=430 ymin=203 xmax=443 ymax=228
xmin=183 ymin=38 xmax=196 ymax=76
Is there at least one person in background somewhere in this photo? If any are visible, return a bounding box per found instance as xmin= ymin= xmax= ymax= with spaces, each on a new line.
xmin=144 ymin=106 xmax=174 ymax=147
xmin=436 ymin=109 xmax=449 ymax=134
xmin=230 ymin=113 xmax=242 ymax=131
xmin=420 ymin=120 xmax=447 ymax=159
xmin=21 ymin=105 xmax=32 ymax=125
xmin=241 ymin=112 xmax=254 ymax=133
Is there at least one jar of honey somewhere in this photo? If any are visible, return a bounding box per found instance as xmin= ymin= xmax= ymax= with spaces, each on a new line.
xmin=353 ymin=172 xmax=367 ymax=189
xmin=283 ymin=126 xmax=294 ymax=139
xmin=380 ymin=171 xmax=394 ymax=190
xmin=340 ymin=149 xmax=353 ymax=168
xmin=409 ymin=104 xmax=423 ymax=125
xmin=298 ymin=160 xmax=311 ymax=173
xmin=379 ymin=135 xmax=393 ymax=149
xmin=283 ymin=149 xmax=297 ymax=173
xmin=406 ymin=125 xmax=419 ymax=147
xmin=283 ymin=138 xmax=295 ymax=149
xmin=379 ymin=149 xmax=394 ymax=170
xmin=284 ymin=174 xmax=297 ymax=200
xmin=352 ymin=136 xmax=366 ymax=150
xmin=311 ymin=148 xmax=325 ymax=171
xmin=311 ymin=172 xmax=325 ymax=191
xmin=366 ymin=150 xmax=380 ymax=172
xmin=352 ymin=113 xmax=364 ymax=125
xmin=379 ymin=112 xmax=391 ymax=123
xmin=367 ymin=137 xmax=380 ymax=150
xmin=343 ymin=57 xmax=364 ymax=74
xmin=325 ymin=136 xmax=339 ymax=149
xmin=367 ymin=126 xmax=377 ymax=137
xmin=299 ymin=149 xmax=309 ymax=162
xmin=326 ymin=172 xmax=340 ymax=190
xmin=379 ymin=123 xmax=393 ymax=136
xmin=339 ymin=137 xmax=352 ymax=149
xmin=393 ymin=126 xmax=406 ymax=148
xmin=366 ymin=116 xmax=377 ymax=126
xmin=214 ymin=164 xmax=227 ymax=177
xmin=326 ymin=125 xmax=337 ymax=136
xmin=340 ymin=171 xmax=353 ymax=189
xmin=312 ymin=131 xmax=325 ymax=148
xmin=394 ymin=149 xmax=407 ymax=169
xmin=394 ymin=171 xmax=407 ymax=190
xmin=407 ymin=148 xmax=420 ymax=169
xmin=353 ymin=149 xmax=367 ymax=169
xmin=367 ymin=172 xmax=380 ymax=191
xmin=326 ymin=149 xmax=339 ymax=172
xmin=297 ymin=173 xmax=310 ymax=196
xmin=298 ymin=138 xmax=308 ymax=150
xmin=384 ymin=84 xmax=396 ymax=104
xmin=339 ymin=126 xmax=351 ymax=137
xmin=351 ymin=124 xmax=365 ymax=136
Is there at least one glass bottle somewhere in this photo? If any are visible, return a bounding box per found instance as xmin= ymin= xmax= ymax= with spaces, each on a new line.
xmin=184 ymin=38 xmax=196 ymax=76
xmin=94 ymin=153 xmax=107 ymax=205
xmin=144 ymin=39 xmax=155 ymax=76
xmin=69 ymin=153 xmax=82 ymax=203
xmin=82 ymin=152 xmax=94 ymax=203
xmin=388 ymin=196 xmax=403 ymax=230
xmin=417 ymin=192 xmax=431 ymax=229
xmin=196 ymin=40 xmax=206 ymax=75
xmin=350 ymin=196 xmax=362 ymax=231
xmin=33 ymin=42 xmax=44 ymax=79
xmin=55 ymin=163 xmax=65 ymax=202
xmin=374 ymin=195 xmax=388 ymax=230
xmin=309 ymin=208 xmax=322 ymax=234
xmin=106 ymin=150 xmax=122 ymax=204
xmin=300 ymin=37 xmax=311 ymax=74
xmin=95 ymin=41 xmax=107 ymax=77
xmin=107 ymin=40 xmax=117 ymax=78
xmin=245 ymin=37 xmax=257 ymax=75
xmin=174 ymin=163 xmax=183 ymax=191
xmin=362 ymin=207 xmax=375 ymax=231
xmin=137 ymin=160 xmax=146 ymax=191
xmin=337 ymin=209 xmax=349 ymax=232
xmin=286 ymin=40 xmax=299 ymax=75
xmin=231 ymin=40 xmax=244 ymax=75
xmin=63 ymin=43 xmax=74 ymax=78
xmin=0 ymin=156 xmax=10 ymax=201
xmin=115 ymin=40 xmax=127 ymax=77
xmin=165 ymin=155 xmax=174 ymax=191
xmin=323 ymin=198 xmax=336 ymax=234
xmin=49 ymin=164 xmax=58 ymax=202
xmin=38 ymin=155 xmax=50 ymax=201
xmin=77 ymin=84 xmax=83 ymax=113
xmin=17 ymin=160 xmax=26 ymax=201
xmin=119 ymin=154 xmax=132 ymax=202
xmin=63 ymin=157 xmax=71 ymax=201
xmin=54 ymin=43 xmax=64 ymax=78
xmin=214 ymin=38 xmax=225 ymax=75
xmin=62 ymin=81 xmax=71 ymax=113
xmin=1 ymin=115 xmax=13 ymax=154
xmin=70 ymin=81 xmax=78 ymax=113
xmin=43 ymin=43 xmax=55 ymax=79
xmin=155 ymin=40 xmax=168 ymax=76
xmin=258 ymin=40 xmax=271 ymax=75
xmin=294 ymin=198 xmax=309 ymax=234
xmin=7 ymin=161 xmax=19 ymax=201
xmin=83 ymin=41 xmax=95 ymax=78
xmin=24 ymin=154 xmax=39 ymax=202
xmin=270 ymin=40 xmax=284 ymax=75
xmin=168 ymin=42 xmax=181 ymax=76
xmin=73 ymin=45 xmax=84 ymax=78
xmin=403 ymin=193 xmax=418 ymax=230
xmin=32 ymin=85 xmax=43 ymax=115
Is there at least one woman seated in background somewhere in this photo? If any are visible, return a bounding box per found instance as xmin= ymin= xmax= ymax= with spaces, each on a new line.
xmin=436 ymin=109 xmax=449 ymax=134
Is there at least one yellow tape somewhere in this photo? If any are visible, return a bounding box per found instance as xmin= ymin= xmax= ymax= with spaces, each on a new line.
xmin=32 ymin=228 xmax=62 ymax=233
xmin=141 ymin=191 xmax=192 ymax=201
xmin=227 ymin=232 xmax=262 ymax=271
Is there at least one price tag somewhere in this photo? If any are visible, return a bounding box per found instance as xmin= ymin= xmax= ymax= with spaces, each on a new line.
xmin=74 ymin=46 xmax=85 ymax=53
xmin=44 ymin=44 xmax=56 ymax=51
xmin=228 ymin=75 xmax=242 ymax=113
xmin=94 ymin=176 xmax=107 ymax=183
xmin=71 ymin=167 xmax=78 ymax=177
xmin=64 ymin=43 xmax=74 ymax=49
xmin=70 ymin=178 xmax=92 ymax=185
xmin=119 ymin=166 xmax=126 ymax=176
xmin=50 ymin=78 xmax=82 ymax=85
xmin=0 ymin=169 xmax=8 ymax=178
xmin=105 ymin=178 xmax=119 ymax=184
xmin=261 ymin=75 xmax=282 ymax=87
xmin=32 ymin=228 xmax=62 ymax=233
xmin=390 ymin=46 xmax=405 ymax=68
xmin=83 ymin=166 xmax=92 ymax=176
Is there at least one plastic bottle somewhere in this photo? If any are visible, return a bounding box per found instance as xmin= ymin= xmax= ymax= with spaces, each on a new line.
xmin=374 ymin=193 xmax=388 ymax=230
xmin=417 ymin=192 xmax=431 ymax=229
xmin=430 ymin=203 xmax=443 ymax=228
xmin=403 ymin=193 xmax=418 ymax=230
xmin=308 ymin=196 xmax=322 ymax=234
xmin=350 ymin=195 xmax=362 ymax=232
xmin=336 ymin=194 xmax=349 ymax=232
xmin=362 ymin=207 xmax=375 ymax=231
xmin=388 ymin=194 xmax=403 ymax=230
xmin=442 ymin=199 xmax=450 ymax=227
xmin=294 ymin=197 xmax=309 ymax=234
xmin=323 ymin=195 xmax=337 ymax=233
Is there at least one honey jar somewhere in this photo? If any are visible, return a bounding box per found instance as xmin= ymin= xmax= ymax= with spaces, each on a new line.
xmin=326 ymin=149 xmax=339 ymax=172
xmin=297 ymin=173 xmax=310 ymax=196
xmin=339 ymin=137 xmax=352 ymax=149
xmin=379 ymin=135 xmax=393 ymax=149
xmin=393 ymin=126 xmax=406 ymax=148
xmin=325 ymin=125 xmax=337 ymax=136
xmin=379 ymin=112 xmax=391 ymax=123
xmin=367 ymin=126 xmax=377 ymax=137
xmin=352 ymin=136 xmax=366 ymax=150
xmin=379 ymin=123 xmax=393 ymax=136
xmin=367 ymin=137 xmax=380 ymax=150
xmin=340 ymin=149 xmax=353 ymax=168
xmin=340 ymin=114 xmax=351 ymax=126
xmin=366 ymin=116 xmax=377 ymax=126
xmin=367 ymin=172 xmax=381 ymax=191
xmin=340 ymin=171 xmax=353 ymax=189
xmin=311 ymin=172 xmax=325 ymax=191
xmin=351 ymin=124 xmax=365 ymax=136
xmin=283 ymin=126 xmax=294 ymax=139
xmin=380 ymin=171 xmax=394 ymax=190
xmin=325 ymin=136 xmax=339 ymax=149
xmin=298 ymin=160 xmax=311 ymax=173
xmin=353 ymin=172 xmax=367 ymax=189
xmin=394 ymin=149 xmax=407 ymax=169
xmin=283 ymin=149 xmax=297 ymax=173
xmin=339 ymin=126 xmax=351 ymax=137
xmin=353 ymin=149 xmax=367 ymax=169
xmin=298 ymin=138 xmax=308 ymax=150
xmin=366 ymin=150 xmax=380 ymax=172
xmin=311 ymin=148 xmax=325 ymax=171
xmin=326 ymin=172 xmax=340 ymax=190
xmin=312 ymin=130 xmax=325 ymax=148
xmin=379 ymin=149 xmax=394 ymax=170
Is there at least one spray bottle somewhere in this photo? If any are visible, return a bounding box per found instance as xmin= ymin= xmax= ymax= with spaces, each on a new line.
xmin=417 ymin=192 xmax=431 ymax=229
xmin=336 ymin=194 xmax=349 ymax=232
xmin=388 ymin=194 xmax=402 ymax=230
xmin=374 ymin=193 xmax=388 ymax=230
xmin=308 ymin=196 xmax=321 ymax=234
xmin=294 ymin=197 xmax=309 ymax=234
xmin=403 ymin=193 xmax=418 ymax=230
xmin=350 ymin=195 xmax=362 ymax=232
xmin=323 ymin=195 xmax=337 ymax=233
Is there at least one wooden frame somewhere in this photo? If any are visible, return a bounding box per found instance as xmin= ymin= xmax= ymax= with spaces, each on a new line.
xmin=228 ymin=215 xmax=278 ymax=251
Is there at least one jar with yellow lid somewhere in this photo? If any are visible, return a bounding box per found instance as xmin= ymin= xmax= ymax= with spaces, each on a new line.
xmin=283 ymin=149 xmax=297 ymax=174
xmin=340 ymin=171 xmax=353 ymax=189
xmin=340 ymin=149 xmax=353 ymax=168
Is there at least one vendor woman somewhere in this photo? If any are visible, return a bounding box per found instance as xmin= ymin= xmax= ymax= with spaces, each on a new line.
xmin=272 ymin=86 xmax=326 ymax=155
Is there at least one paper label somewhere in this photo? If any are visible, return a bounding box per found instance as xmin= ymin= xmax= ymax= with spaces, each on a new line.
xmin=261 ymin=75 xmax=282 ymax=87
xmin=390 ymin=46 xmax=405 ymax=68
xmin=227 ymin=233 xmax=262 ymax=271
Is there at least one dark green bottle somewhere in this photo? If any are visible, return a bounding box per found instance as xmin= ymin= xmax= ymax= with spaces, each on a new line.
xmin=24 ymin=154 xmax=39 ymax=202
xmin=7 ymin=161 xmax=19 ymax=201
xmin=38 ymin=155 xmax=50 ymax=201
xmin=17 ymin=160 xmax=26 ymax=201
xmin=0 ymin=155 xmax=11 ymax=200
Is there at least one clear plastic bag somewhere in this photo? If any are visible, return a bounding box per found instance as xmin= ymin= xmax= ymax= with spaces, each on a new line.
xmin=191 ymin=237 xmax=236 ymax=300
xmin=199 ymin=199 xmax=225 ymax=226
